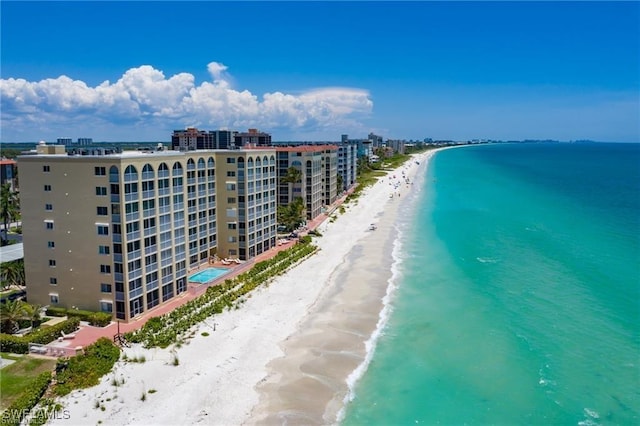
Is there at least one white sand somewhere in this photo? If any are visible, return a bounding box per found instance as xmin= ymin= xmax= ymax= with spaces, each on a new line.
xmin=50 ymin=150 xmax=442 ymax=426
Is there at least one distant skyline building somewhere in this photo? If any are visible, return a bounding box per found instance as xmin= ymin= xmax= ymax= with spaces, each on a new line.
xmin=0 ymin=159 xmax=18 ymax=191
xmin=234 ymin=129 xmax=272 ymax=147
xmin=57 ymin=137 xmax=72 ymax=146
xmin=386 ymin=139 xmax=406 ymax=155
xmin=77 ymin=138 xmax=93 ymax=146
xmin=171 ymin=128 xmax=238 ymax=151
xmin=368 ymin=132 xmax=384 ymax=148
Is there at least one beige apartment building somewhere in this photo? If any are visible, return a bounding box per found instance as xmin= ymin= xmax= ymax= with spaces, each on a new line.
xmin=275 ymin=146 xmax=338 ymax=221
xmin=18 ymin=143 xmax=276 ymax=321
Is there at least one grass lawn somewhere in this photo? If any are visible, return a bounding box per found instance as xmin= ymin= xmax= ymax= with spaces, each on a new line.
xmin=0 ymin=355 xmax=56 ymax=410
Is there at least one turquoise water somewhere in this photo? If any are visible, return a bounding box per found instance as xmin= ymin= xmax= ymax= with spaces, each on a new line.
xmin=342 ymin=143 xmax=640 ymax=425
xmin=188 ymin=267 xmax=230 ymax=284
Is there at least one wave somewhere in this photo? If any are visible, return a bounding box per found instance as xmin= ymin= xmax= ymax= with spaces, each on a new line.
xmin=476 ymin=256 xmax=499 ymax=264
xmin=335 ymin=150 xmax=440 ymax=424
xmin=336 ymin=222 xmax=405 ymax=423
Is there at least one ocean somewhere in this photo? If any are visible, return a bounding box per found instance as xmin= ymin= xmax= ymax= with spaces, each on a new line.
xmin=341 ymin=143 xmax=640 ymax=425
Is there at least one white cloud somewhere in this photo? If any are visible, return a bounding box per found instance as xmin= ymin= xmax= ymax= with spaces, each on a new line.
xmin=0 ymin=61 xmax=373 ymax=140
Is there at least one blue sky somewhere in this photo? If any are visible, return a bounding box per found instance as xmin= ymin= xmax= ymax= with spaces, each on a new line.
xmin=1 ymin=1 xmax=638 ymax=142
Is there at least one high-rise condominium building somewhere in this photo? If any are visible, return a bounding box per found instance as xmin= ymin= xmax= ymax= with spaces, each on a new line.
xmin=18 ymin=144 xmax=276 ymax=322
xmin=275 ymin=146 xmax=338 ymax=220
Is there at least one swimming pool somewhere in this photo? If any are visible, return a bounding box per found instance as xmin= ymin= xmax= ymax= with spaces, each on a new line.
xmin=188 ymin=267 xmax=231 ymax=284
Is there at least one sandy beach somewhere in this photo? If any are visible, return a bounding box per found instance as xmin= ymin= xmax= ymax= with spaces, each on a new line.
xmin=50 ymin=149 xmax=441 ymax=426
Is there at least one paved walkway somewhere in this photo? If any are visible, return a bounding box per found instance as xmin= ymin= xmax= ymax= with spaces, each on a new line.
xmin=56 ymin=186 xmax=356 ymax=351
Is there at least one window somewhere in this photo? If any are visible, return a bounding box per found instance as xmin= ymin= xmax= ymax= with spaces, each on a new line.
xmin=226 ymin=171 xmax=236 ymax=177
xmin=44 ymin=185 xmax=52 ymax=191
xmin=43 ymin=165 xmax=50 ymax=172
xmin=125 ymin=202 xmax=139 ymax=213
xmin=45 ymin=222 xmax=54 ymax=230
xmin=227 ymin=197 xmax=236 ymax=204
xmin=227 ymin=223 xmax=237 ymax=230
xmin=47 ymin=241 xmax=55 ymax=248
xmin=226 ymin=183 xmax=236 ymax=191
xmin=126 ymin=240 xmax=141 ymax=253
xmin=145 ymin=253 xmax=157 ymax=266
xmin=100 ymin=283 xmax=112 ymax=293
xmin=50 ymin=277 xmax=57 ymax=285
xmin=98 ymin=245 xmax=110 ymax=255
xmin=143 ymin=218 xmax=156 ymax=228
xmin=95 ymin=166 xmax=106 ymax=176
xmin=97 ymin=206 xmax=108 ymax=216
xmin=124 ymin=183 xmax=138 ymax=194
xmin=49 ymin=259 xmax=56 ymax=267
xmin=50 ymin=294 xmax=59 ymax=304
xmin=97 ymin=225 xmax=109 ymax=235
xmin=100 ymin=265 xmax=111 ymax=274
xmin=45 ymin=203 xmax=53 ymax=211
xmin=227 ymin=157 xmax=236 ymax=163
xmin=128 ymin=259 xmax=142 ymax=271
xmin=100 ymin=302 xmax=113 ymax=313
xmin=144 ymin=236 xmax=157 ymax=248
xmin=96 ymin=186 xmax=107 ymax=196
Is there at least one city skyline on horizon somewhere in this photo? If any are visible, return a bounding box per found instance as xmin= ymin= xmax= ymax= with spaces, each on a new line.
xmin=1 ymin=2 xmax=638 ymax=143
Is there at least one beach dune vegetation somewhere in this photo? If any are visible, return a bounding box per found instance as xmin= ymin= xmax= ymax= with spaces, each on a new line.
xmin=125 ymin=240 xmax=318 ymax=349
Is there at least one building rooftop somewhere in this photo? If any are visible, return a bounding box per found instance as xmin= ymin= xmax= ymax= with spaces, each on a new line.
xmin=0 ymin=243 xmax=23 ymax=263
xmin=265 ymin=145 xmax=339 ymax=152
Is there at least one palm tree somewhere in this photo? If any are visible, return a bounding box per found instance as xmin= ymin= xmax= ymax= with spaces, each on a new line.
xmin=0 ymin=183 xmax=19 ymax=245
xmin=336 ymin=173 xmax=344 ymax=194
xmin=0 ymin=259 xmax=25 ymax=290
xmin=0 ymin=299 xmax=30 ymax=334
xmin=280 ymin=166 xmax=302 ymax=204
xmin=277 ymin=197 xmax=306 ymax=232
xmin=25 ymin=303 xmax=42 ymax=328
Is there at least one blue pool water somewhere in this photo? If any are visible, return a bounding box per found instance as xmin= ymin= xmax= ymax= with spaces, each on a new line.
xmin=188 ymin=267 xmax=231 ymax=284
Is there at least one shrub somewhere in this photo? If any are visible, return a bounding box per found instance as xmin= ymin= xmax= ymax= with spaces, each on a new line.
xmin=54 ymin=338 xmax=120 ymax=397
xmin=45 ymin=308 xmax=112 ymax=327
xmin=87 ymin=312 xmax=112 ymax=327
xmin=45 ymin=307 xmax=67 ymax=318
xmin=1 ymin=371 xmax=52 ymax=426
xmin=0 ymin=318 xmax=80 ymax=354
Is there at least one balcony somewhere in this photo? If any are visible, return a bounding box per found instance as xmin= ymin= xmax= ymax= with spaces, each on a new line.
xmin=128 ymin=268 xmax=142 ymax=280
xmin=129 ymin=286 xmax=143 ymax=299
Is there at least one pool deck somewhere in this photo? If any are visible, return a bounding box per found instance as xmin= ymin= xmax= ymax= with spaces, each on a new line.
xmin=55 ymin=186 xmax=355 ymax=350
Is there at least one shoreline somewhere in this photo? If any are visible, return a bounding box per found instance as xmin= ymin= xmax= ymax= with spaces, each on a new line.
xmin=48 ymin=149 xmax=445 ymax=426
xmin=247 ymin=149 xmax=439 ymax=425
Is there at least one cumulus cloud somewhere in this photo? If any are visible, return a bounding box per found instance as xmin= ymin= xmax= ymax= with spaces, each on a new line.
xmin=0 ymin=62 xmax=373 ymax=140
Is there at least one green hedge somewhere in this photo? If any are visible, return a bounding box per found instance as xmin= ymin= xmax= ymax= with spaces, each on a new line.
xmin=54 ymin=338 xmax=120 ymax=397
xmin=0 ymin=318 xmax=80 ymax=354
xmin=0 ymin=372 xmax=52 ymax=426
xmin=45 ymin=307 xmax=111 ymax=327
